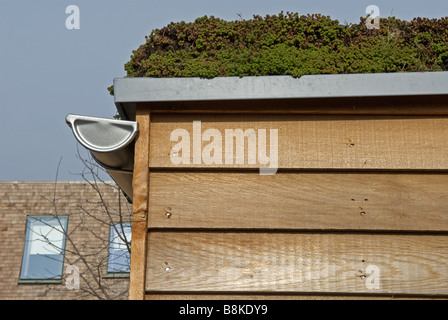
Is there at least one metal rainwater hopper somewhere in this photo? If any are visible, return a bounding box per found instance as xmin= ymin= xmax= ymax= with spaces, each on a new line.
xmin=65 ymin=114 xmax=139 ymax=203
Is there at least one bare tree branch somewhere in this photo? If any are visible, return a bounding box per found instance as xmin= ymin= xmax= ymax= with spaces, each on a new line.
xmin=13 ymin=152 xmax=132 ymax=300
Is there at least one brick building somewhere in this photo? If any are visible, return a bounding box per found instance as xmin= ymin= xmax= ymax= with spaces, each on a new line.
xmin=0 ymin=181 xmax=131 ymax=300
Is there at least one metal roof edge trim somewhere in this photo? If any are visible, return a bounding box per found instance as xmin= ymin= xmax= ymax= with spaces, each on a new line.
xmin=113 ymin=72 xmax=448 ymax=103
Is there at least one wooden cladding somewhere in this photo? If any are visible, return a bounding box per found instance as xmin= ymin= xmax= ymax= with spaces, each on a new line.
xmin=133 ymin=107 xmax=448 ymax=299
xmin=149 ymin=114 xmax=448 ymax=170
xmin=148 ymin=172 xmax=448 ymax=231
xmin=146 ymin=232 xmax=448 ymax=295
xmin=129 ymin=107 xmax=151 ymax=300
xmin=142 ymin=95 xmax=448 ymax=116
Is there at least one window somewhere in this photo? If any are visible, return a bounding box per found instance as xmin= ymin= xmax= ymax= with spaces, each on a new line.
xmin=19 ymin=216 xmax=68 ymax=283
xmin=107 ymin=222 xmax=131 ymax=274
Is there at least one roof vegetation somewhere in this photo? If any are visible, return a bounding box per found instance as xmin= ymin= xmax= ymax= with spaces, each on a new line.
xmin=109 ymin=12 xmax=447 ymax=94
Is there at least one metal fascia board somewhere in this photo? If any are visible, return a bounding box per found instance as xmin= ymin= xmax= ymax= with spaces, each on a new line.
xmin=113 ymin=72 xmax=448 ymax=103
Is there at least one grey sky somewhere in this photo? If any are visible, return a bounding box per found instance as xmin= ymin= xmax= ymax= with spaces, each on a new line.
xmin=0 ymin=0 xmax=447 ymax=181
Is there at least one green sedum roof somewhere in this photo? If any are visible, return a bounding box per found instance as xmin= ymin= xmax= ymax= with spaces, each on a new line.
xmin=121 ymin=12 xmax=448 ymax=80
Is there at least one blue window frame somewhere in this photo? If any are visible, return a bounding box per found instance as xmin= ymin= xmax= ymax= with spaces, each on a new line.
xmin=107 ymin=222 xmax=131 ymax=274
xmin=19 ymin=216 xmax=68 ymax=283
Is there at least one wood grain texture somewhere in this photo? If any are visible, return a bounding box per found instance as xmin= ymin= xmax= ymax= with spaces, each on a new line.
xmin=133 ymin=108 xmax=151 ymax=216
xmin=141 ymin=95 xmax=448 ymax=115
xmin=148 ymin=172 xmax=448 ymax=231
xmin=129 ymin=106 xmax=150 ymax=300
xmin=149 ymin=114 xmax=448 ymax=170
xmin=129 ymin=220 xmax=147 ymax=300
xmin=145 ymin=293 xmax=443 ymax=300
xmin=146 ymin=232 xmax=448 ymax=296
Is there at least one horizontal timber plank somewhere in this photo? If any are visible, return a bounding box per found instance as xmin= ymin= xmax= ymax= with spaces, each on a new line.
xmin=146 ymin=232 xmax=448 ymax=296
xmin=149 ymin=114 xmax=448 ymax=170
xmin=140 ymin=95 xmax=448 ymax=115
xmin=148 ymin=172 xmax=448 ymax=231
xmin=145 ymin=293 xmax=444 ymax=300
